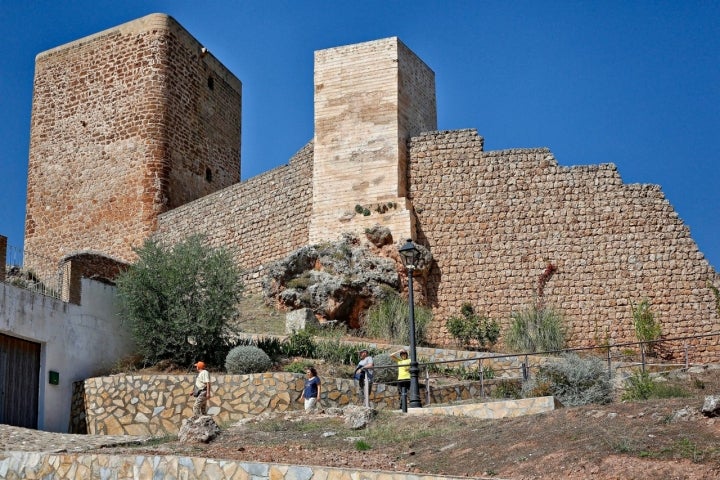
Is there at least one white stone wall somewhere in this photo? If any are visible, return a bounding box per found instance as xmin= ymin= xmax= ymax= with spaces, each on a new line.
xmin=0 ymin=280 xmax=135 ymax=432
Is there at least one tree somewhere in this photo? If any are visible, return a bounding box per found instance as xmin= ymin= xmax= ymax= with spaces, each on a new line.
xmin=116 ymin=235 xmax=243 ymax=367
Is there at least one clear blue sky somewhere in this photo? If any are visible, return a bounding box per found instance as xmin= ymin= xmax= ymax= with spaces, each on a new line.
xmin=1 ymin=1 xmax=718 ymax=271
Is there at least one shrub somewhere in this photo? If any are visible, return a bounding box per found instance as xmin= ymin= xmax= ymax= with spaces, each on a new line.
xmin=621 ymin=371 xmax=691 ymax=401
xmin=283 ymin=329 xmax=317 ymax=358
xmin=621 ymin=371 xmax=656 ymax=401
xmin=523 ymin=353 xmax=612 ymax=406
xmin=492 ymin=379 xmax=522 ymax=399
xmin=446 ymin=303 xmax=500 ymax=350
xmin=225 ymin=345 xmax=272 ymax=374
xmin=362 ymin=292 xmax=432 ymax=345
xmin=631 ymin=299 xmax=661 ymax=355
xmin=315 ymin=338 xmax=358 ymax=366
xmin=115 ymin=235 xmax=243 ymax=367
xmin=255 ymin=337 xmax=285 ymax=362
xmin=504 ymin=304 xmax=566 ymax=353
xmin=283 ymin=360 xmax=313 ymax=374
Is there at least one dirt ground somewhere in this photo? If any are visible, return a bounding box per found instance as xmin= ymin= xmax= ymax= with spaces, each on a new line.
xmin=95 ymin=367 xmax=720 ymax=480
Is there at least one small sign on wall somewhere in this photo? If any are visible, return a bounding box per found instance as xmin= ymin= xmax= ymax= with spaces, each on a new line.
xmin=49 ymin=370 xmax=59 ymax=385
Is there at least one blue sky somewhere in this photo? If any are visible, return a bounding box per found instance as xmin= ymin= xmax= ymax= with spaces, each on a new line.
xmin=1 ymin=1 xmax=718 ymax=271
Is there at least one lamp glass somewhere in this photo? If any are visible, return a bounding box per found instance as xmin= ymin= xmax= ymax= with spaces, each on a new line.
xmin=398 ymin=239 xmax=419 ymax=267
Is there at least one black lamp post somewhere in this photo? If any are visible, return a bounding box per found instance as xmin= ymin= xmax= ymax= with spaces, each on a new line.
xmin=398 ymin=239 xmax=422 ymax=408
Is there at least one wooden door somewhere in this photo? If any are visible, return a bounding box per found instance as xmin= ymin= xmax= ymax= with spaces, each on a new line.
xmin=0 ymin=333 xmax=40 ymax=428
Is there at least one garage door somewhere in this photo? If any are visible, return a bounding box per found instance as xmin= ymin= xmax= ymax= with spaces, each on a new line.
xmin=0 ymin=333 xmax=40 ymax=428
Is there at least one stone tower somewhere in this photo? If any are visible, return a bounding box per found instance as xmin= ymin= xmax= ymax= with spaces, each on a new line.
xmin=309 ymin=37 xmax=437 ymax=244
xmin=24 ymin=13 xmax=241 ymax=285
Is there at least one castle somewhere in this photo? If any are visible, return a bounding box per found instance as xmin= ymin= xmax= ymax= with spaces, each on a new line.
xmin=24 ymin=14 xmax=720 ymax=359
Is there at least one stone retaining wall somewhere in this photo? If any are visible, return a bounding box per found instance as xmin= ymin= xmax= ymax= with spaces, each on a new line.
xmin=0 ymin=452 xmax=479 ymax=480
xmin=81 ymin=372 xmax=398 ymax=436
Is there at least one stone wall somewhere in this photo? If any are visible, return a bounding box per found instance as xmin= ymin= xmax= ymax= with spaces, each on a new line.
xmin=24 ymin=13 xmax=241 ymax=284
xmin=79 ymin=372 xmax=397 ymax=436
xmin=409 ymin=129 xmax=720 ymax=360
xmin=154 ymin=143 xmax=314 ymax=292
xmin=0 ymin=452 xmax=471 ymax=480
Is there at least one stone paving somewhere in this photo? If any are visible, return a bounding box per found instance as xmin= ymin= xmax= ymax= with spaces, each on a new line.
xmin=0 ymin=424 xmax=151 ymax=453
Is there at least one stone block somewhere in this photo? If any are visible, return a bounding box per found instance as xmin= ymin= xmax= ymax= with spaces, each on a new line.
xmin=285 ymin=308 xmax=320 ymax=334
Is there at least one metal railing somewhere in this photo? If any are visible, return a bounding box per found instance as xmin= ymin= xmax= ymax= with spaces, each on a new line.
xmin=374 ymin=332 xmax=720 ymax=408
xmin=3 ymin=244 xmax=63 ymax=299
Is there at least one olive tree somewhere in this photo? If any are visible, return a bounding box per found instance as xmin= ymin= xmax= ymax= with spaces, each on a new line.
xmin=116 ymin=235 xmax=243 ymax=367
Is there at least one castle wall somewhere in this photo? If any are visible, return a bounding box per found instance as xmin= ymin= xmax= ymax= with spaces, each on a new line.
xmin=310 ymin=37 xmax=436 ymax=244
xmin=154 ymin=143 xmax=314 ymax=292
xmin=409 ymin=129 xmax=720 ymax=361
xmin=24 ymin=13 xmax=240 ymax=284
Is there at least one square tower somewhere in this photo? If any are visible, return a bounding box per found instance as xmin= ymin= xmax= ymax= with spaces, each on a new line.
xmin=24 ymin=14 xmax=241 ymax=284
xmin=310 ymin=37 xmax=437 ymax=244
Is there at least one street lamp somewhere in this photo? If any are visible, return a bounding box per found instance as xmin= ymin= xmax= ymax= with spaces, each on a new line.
xmin=398 ymin=238 xmax=422 ymax=408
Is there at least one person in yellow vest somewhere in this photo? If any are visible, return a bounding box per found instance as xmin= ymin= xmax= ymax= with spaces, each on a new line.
xmin=390 ymin=348 xmax=411 ymax=395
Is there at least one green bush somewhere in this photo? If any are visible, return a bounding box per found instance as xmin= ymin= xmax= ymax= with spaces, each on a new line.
xmin=115 ymin=235 xmax=243 ymax=367
xmin=283 ymin=360 xmax=313 ymax=374
xmin=283 ymin=329 xmax=317 ymax=358
xmin=314 ymin=338 xmax=359 ymax=366
xmin=504 ymin=304 xmax=566 ymax=353
xmin=446 ymin=303 xmax=500 ymax=349
xmin=622 ymin=371 xmax=656 ymax=401
xmin=225 ymin=345 xmax=272 ymax=374
xmin=362 ymin=292 xmax=432 ymax=345
xmin=523 ymin=353 xmax=612 ymax=406
xmin=250 ymin=337 xmax=284 ymax=362
xmin=631 ymin=299 xmax=662 ymax=355
xmin=621 ymin=371 xmax=691 ymax=401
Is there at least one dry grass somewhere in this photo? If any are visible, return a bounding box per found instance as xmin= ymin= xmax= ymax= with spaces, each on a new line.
xmin=233 ymin=294 xmax=286 ymax=335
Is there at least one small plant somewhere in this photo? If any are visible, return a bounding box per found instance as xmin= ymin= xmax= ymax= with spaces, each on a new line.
xmin=283 ymin=329 xmax=317 ymax=358
xmin=362 ymin=292 xmax=432 ymax=345
xmin=225 ymin=345 xmax=273 ymax=374
xmin=522 ymin=353 xmax=612 ymax=406
xmin=621 ymin=371 xmax=656 ymax=401
xmin=492 ymin=379 xmax=522 ymax=399
xmin=354 ymin=204 xmax=364 ymax=214
xmin=673 ymin=437 xmax=703 ymax=461
xmin=631 ymin=299 xmax=661 ymax=356
xmin=255 ymin=337 xmax=286 ymax=362
xmin=283 ymin=360 xmax=313 ymax=374
xmin=314 ymin=338 xmax=359 ymax=365
xmin=446 ymin=303 xmax=500 ymax=350
xmin=286 ymin=272 xmax=314 ymax=289
xmin=505 ymin=304 xmax=566 ymax=353
xmin=354 ymin=440 xmax=371 ymax=451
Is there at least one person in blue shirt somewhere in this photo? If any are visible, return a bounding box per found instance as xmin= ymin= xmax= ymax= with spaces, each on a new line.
xmin=299 ymin=366 xmax=321 ymax=412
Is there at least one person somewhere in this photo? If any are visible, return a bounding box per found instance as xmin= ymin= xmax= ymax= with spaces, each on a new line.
xmin=354 ymin=349 xmax=374 ymax=404
xmin=191 ymin=361 xmax=212 ymax=416
xmin=298 ymin=366 xmax=321 ymax=412
xmin=390 ymin=348 xmax=411 ymax=395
